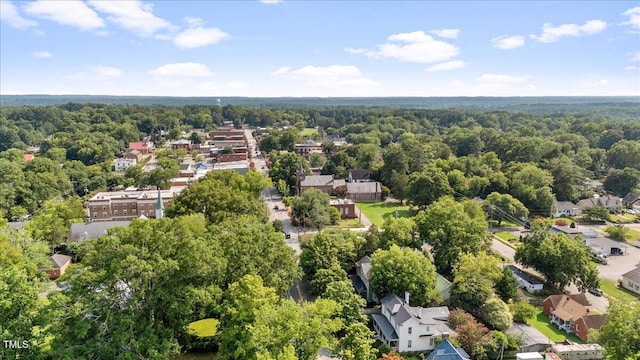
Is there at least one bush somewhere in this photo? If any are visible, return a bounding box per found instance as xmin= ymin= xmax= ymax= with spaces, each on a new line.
xmin=449 ymin=308 xmax=474 ymax=329
xmin=509 ymin=300 xmax=536 ymax=324
xmin=272 ymin=219 xmax=284 ymax=233
xmin=381 ymin=185 xmax=391 ymax=200
xmin=555 ymin=219 xmax=568 ymax=226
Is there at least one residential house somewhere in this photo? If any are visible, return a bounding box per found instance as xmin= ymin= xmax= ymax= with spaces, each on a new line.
xmin=622 ymin=192 xmax=640 ymax=209
xmin=576 ymin=195 xmax=623 ymax=213
xmin=127 ymin=141 xmax=154 ymax=154
xmin=123 ymin=149 xmax=143 ymax=162
xmin=297 ymin=174 xmax=346 ymax=195
xmin=346 ymin=181 xmax=382 ymax=202
xmin=43 ymin=254 xmax=72 ymax=280
xmin=552 ymin=201 xmax=582 ymax=218
xmin=348 ymin=169 xmax=371 ymax=182
xmin=115 ymin=158 xmax=136 ymax=172
xmin=549 ymin=343 xmax=605 ymax=360
xmin=170 ymin=139 xmax=192 ymax=150
xmin=542 ymin=294 xmax=605 ymax=342
xmin=507 ymin=265 xmax=544 ymax=293
xmin=425 ymin=336 xmax=470 ymax=360
xmin=621 ymin=267 xmax=640 ymax=295
xmin=330 ymin=199 xmax=356 ymax=219
xmin=372 ymin=293 xmax=454 ymax=353
xmin=67 ymin=221 xmax=132 ymax=244
xmin=584 ymin=236 xmax=627 ymax=256
xmin=294 ymin=139 xmax=323 ymax=158
xmin=352 ymin=255 xmax=376 ymax=302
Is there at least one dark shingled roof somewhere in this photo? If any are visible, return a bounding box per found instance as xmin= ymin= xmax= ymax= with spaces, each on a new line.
xmin=67 ymin=221 xmax=131 ymax=244
xmin=506 ymin=265 xmax=544 ymax=285
xmin=371 ymin=313 xmax=398 ymax=341
xmin=622 ymin=267 xmax=640 ymax=284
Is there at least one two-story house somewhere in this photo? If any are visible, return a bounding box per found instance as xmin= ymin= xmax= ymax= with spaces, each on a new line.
xmin=543 ymin=294 xmax=605 ymax=342
xmin=371 ymin=293 xmax=453 ymax=353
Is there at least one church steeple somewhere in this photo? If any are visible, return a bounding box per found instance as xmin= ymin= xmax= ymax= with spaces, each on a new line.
xmin=156 ymin=189 xmax=164 ymax=219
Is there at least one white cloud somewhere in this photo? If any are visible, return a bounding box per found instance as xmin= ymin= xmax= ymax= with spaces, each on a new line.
xmin=578 ymin=78 xmax=609 ymax=87
xmin=345 ymin=47 xmax=367 ymax=54
xmin=631 ymin=51 xmax=640 ymax=62
xmin=0 ymin=1 xmax=38 ymax=28
xmin=430 ymin=29 xmax=460 ymax=39
xmin=477 ymin=74 xmax=532 ymax=84
xmin=71 ymin=66 xmax=123 ymax=80
xmin=272 ymin=65 xmax=379 ymax=94
xmin=625 ymin=66 xmax=638 ymax=71
xmin=260 ymin=0 xmax=283 ymax=4
xmin=426 ymin=60 xmax=468 ymax=72
xmin=530 ymin=19 xmax=607 ymax=43
xmin=172 ymin=18 xmax=229 ymax=48
xmin=271 ymin=67 xmax=291 ymax=76
xmin=622 ymin=7 xmax=640 ymax=29
xmin=149 ymin=63 xmax=215 ymax=78
xmin=23 ymin=0 xmax=104 ymax=31
xmin=88 ymin=0 xmax=174 ymax=37
xmin=365 ymin=30 xmax=460 ymax=63
xmin=33 ymin=51 xmax=53 ymax=58
xmin=492 ymin=35 xmax=525 ymax=49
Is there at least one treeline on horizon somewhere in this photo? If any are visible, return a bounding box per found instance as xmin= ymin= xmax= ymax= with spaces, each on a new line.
xmin=1 ymin=95 xmax=640 ymax=119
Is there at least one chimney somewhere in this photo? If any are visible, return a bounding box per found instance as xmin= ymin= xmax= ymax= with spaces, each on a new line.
xmin=404 ymin=292 xmax=410 ymax=305
xmin=442 ymin=332 xmax=449 ymax=340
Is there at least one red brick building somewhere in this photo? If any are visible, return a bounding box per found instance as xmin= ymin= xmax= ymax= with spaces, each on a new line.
xmin=127 ymin=141 xmax=154 ymax=154
xmin=543 ymin=294 xmax=606 ymax=342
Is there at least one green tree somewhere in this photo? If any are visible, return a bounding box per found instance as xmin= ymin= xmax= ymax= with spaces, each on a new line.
xmin=291 ymin=189 xmax=333 ymax=230
xmin=450 ymin=252 xmax=502 ymax=312
xmin=589 ymin=301 xmax=640 ymax=360
xmin=415 ymin=197 xmax=490 ymax=275
xmin=406 ymin=165 xmax=453 ymax=208
xmin=25 ymin=198 xmax=85 ymax=250
xmin=607 ymin=140 xmax=640 ymax=170
xmin=479 ymin=296 xmax=513 ymax=331
xmin=605 ymin=225 xmax=630 ymax=241
xmin=379 ymin=217 xmax=419 ymax=249
xmin=311 ymin=261 xmax=348 ymax=295
xmin=47 ymin=215 xmax=225 ymax=360
xmin=604 ymin=167 xmax=640 ymax=196
xmin=369 ymin=245 xmax=440 ymax=307
xmin=269 ymin=152 xmax=308 ymax=191
xmin=300 ymin=230 xmax=357 ymax=280
xmin=507 ymin=163 xmax=555 ymax=216
xmin=324 ymin=280 xmax=367 ymax=327
xmin=509 ymin=300 xmax=536 ymax=324
xmin=455 ymin=316 xmax=493 ymax=360
xmin=582 ymin=206 xmax=611 ymax=222
xmin=355 ymin=143 xmax=381 ymax=170
xmin=337 ymin=322 xmax=378 ymax=360
xmin=483 ymin=192 xmax=529 ymax=226
xmin=495 ymin=267 xmax=519 ymax=302
xmin=515 ymin=230 xmax=599 ymax=291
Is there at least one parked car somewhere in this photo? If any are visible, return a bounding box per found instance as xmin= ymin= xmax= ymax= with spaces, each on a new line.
xmin=588 ymin=288 xmax=603 ymax=296
xmin=285 ymin=233 xmax=291 ymax=239
xmin=273 ymin=205 xmax=279 ymax=210
xmin=591 ymin=254 xmax=608 ymax=265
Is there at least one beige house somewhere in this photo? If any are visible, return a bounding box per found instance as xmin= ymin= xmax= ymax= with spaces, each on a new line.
xmin=621 ymin=267 xmax=640 ymax=295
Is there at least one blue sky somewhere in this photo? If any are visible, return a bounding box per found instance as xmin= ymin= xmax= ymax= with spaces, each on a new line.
xmin=1 ymin=0 xmax=639 ymax=97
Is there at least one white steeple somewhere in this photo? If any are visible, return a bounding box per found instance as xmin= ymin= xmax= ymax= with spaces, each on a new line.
xmin=156 ymin=189 xmax=164 ymax=219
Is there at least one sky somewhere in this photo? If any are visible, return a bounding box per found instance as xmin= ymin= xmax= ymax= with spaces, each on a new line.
xmin=1 ymin=0 xmax=639 ymax=97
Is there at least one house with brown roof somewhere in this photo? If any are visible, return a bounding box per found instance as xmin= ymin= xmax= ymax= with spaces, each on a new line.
xmin=621 ymin=267 xmax=640 ymax=295
xmin=542 ymin=294 xmax=605 ymax=342
xmin=127 ymin=141 xmax=154 ymax=154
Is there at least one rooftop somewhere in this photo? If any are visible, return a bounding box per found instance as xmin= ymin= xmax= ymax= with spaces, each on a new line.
xmin=346 ymin=181 xmax=381 ymax=193
xmin=622 ymin=267 xmax=640 ymax=283
xmin=551 ymin=343 xmax=604 ymax=352
xmin=330 ymin=198 xmax=355 ymax=205
xmin=506 ymin=265 xmax=545 ymax=285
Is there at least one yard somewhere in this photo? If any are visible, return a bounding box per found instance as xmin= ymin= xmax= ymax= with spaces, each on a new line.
xmin=329 ymin=218 xmax=364 ymax=229
xmin=528 ymin=309 xmax=583 ymax=343
xmin=299 ymin=127 xmax=319 ymax=137
xmin=356 ymin=202 xmax=414 ymax=226
xmin=599 ymin=278 xmax=640 ymax=303
xmin=495 ymin=231 xmax=519 ymax=243
xmin=187 ymin=318 xmax=219 ymax=338
xmin=610 ymin=214 xmax=637 ymax=224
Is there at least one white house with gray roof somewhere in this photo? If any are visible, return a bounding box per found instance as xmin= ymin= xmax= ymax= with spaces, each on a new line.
xmin=372 ymin=293 xmax=453 ymax=353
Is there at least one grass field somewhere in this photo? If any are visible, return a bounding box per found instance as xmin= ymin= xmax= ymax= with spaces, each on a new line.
xmin=495 ymin=232 xmax=518 ymax=241
xmin=187 ymin=318 xmax=219 ymax=338
xmin=599 ymin=278 xmax=640 ymax=303
xmin=626 ymin=228 xmax=640 ymax=242
xmin=356 ymin=202 xmax=414 ymax=226
xmin=329 ymin=218 xmax=364 ymax=228
xmin=610 ymin=214 xmax=637 ymax=224
xmin=299 ymin=128 xmax=318 ymax=137
xmin=529 ymin=310 xmax=583 ymax=343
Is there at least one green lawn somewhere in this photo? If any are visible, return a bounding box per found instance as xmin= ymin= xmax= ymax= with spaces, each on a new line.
xmin=599 ymin=278 xmax=640 ymax=303
xmin=495 ymin=232 xmax=518 ymax=241
xmin=610 ymin=214 xmax=636 ymax=224
xmin=626 ymin=228 xmax=640 ymax=242
xmin=528 ymin=310 xmax=583 ymax=343
xmin=329 ymin=218 xmax=364 ymax=228
xmin=356 ymin=202 xmax=414 ymax=226
xmin=187 ymin=318 xmax=219 ymax=338
xmin=299 ymin=128 xmax=318 ymax=137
